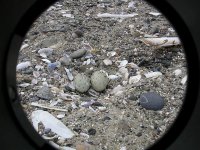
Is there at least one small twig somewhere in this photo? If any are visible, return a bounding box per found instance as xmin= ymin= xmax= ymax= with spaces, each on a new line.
xmin=31 ymin=102 xmax=68 ymax=112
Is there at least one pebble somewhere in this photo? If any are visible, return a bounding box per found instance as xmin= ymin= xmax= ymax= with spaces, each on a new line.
xmin=129 ymin=74 xmax=141 ymax=84
xmin=70 ymin=49 xmax=87 ymax=59
xmin=72 ymin=29 xmax=84 ymax=38
xmin=47 ymin=62 xmax=60 ymax=72
xmin=91 ymin=70 xmax=109 ymax=92
xmin=173 ymin=69 xmax=182 ymax=76
xmin=108 ymin=75 xmax=120 ymax=80
xmin=38 ymin=48 xmax=53 ymax=57
xmin=60 ymin=55 xmax=72 ymax=66
xmin=17 ymin=61 xmax=31 ymax=71
xmin=65 ymin=68 xmax=74 ymax=81
xmin=118 ymin=60 xmax=128 ymax=68
xmin=139 ymin=92 xmax=164 ymax=111
xmin=88 ymin=128 xmax=96 ymax=135
xmin=118 ymin=67 xmax=129 ymax=80
xmin=74 ymin=73 xmax=91 ymax=93
xmin=144 ymin=71 xmax=162 ymax=78
xmin=36 ymin=86 xmax=54 ymax=100
xmin=103 ymin=59 xmax=112 ymax=65
xmin=111 ymin=85 xmax=125 ymax=96
xmin=65 ymin=82 xmax=75 ymax=92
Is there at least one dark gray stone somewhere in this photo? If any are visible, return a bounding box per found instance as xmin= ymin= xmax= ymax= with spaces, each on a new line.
xmin=139 ymin=92 xmax=164 ymax=111
xmin=70 ymin=49 xmax=87 ymax=59
xmin=36 ymin=86 xmax=54 ymax=100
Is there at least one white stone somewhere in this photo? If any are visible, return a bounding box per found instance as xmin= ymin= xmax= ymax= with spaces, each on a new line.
xmin=103 ymin=59 xmax=112 ymax=65
xmin=129 ymin=75 xmax=141 ymax=84
xmin=144 ymin=71 xmax=162 ymax=78
xmin=118 ymin=60 xmax=128 ymax=68
xmin=181 ymin=75 xmax=187 ymax=85
xmin=173 ymin=69 xmax=182 ymax=76
xmin=108 ymin=75 xmax=120 ymax=80
xmin=17 ymin=61 xmax=31 ymax=71
xmin=111 ymin=85 xmax=125 ymax=96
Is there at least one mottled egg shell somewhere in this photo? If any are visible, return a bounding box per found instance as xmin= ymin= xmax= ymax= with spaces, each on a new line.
xmin=74 ymin=73 xmax=91 ymax=93
xmin=91 ymin=70 xmax=109 ymax=92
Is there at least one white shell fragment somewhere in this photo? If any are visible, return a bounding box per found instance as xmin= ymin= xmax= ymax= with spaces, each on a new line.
xmin=38 ymin=48 xmax=53 ymax=57
xmin=97 ymin=13 xmax=138 ymax=18
xmin=65 ymin=68 xmax=74 ymax=81
xmin=57 ymin=113 xmax=65 ymax=119
xmin=31 ymin=110 xmax=74 ymax=139
xmin=103 ymin=59 xmax=112 ymax=66
xmin=17 ymin=61 xmax=31 ymax=71
xmin=107 ymin=51 xmax=116 ymax=57
xmin=173 ymin=69 xmax=182 ymax=76
xmin=42 ymin=59 xmax=51 ymax=64
xmin=140 ymin=37 xmax=181 ymax=47
xmin=181 ymin=75 xmax=187 ymax=85
xmin=148 ymin=12 xmax=161 ymax=16
xmin=118 ymin=60 xmax=128 ymax=68
xmin=49 ymin=141 xmax=76 ymax=150
xmin=20 ymin=44 xmax=29 ymax=50
xmin=18 ymin=83 xmax=31 ymax=88
xmin=129 ymin=75 xmax=141 ymax=84
xmin=62 ymin=13 xmax=74 ymax=18
xmin=108 ymin=75 xmax=120 ymax=80
xmin=144 ymin=72 xmax=162 ymax=78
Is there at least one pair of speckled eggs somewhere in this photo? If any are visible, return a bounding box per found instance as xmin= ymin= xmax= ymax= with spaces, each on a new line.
xmin=74 ymin=70 xmax=109 ymax=93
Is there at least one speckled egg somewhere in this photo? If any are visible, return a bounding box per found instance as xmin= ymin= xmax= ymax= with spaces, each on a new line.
xmin=74 ymin=73 xmax=91 ymax=93
xmin=91 ymin=70 xmax=109 ymax=92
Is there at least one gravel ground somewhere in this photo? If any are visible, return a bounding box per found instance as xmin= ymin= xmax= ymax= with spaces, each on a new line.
xmin=17 ymin=0 xmax=187 ymax=150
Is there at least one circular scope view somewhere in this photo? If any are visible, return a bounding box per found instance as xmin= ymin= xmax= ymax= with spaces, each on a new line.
xmin=17 ymin=0 xmax=187 ymax=150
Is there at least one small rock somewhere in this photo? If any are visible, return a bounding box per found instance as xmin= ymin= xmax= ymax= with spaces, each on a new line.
xmin=74 ymin=73 xmax=91 ymax=93
xmin=88 ymin=128 xmax=96 ymax=135
xmin=36 ymin=86 xmax=54 ymax=100
xmin=70 ymin=49 xmax=87 ymax=59
xmin=38 ymin=48 xmax=53 ymax=57
xmin=111 ymin=85 xmax=125 ymax=96
xmin=65 ymin=82 xmax=75 ymax=92
xmin=144 ymin=71 xmax=162 ymax=78
xmin=102 ymin=116 xmax=111 ymax=121
xmin=91 ymin=70 xmax=109 ymax=92
xmin=139 ymin=92 xmax=164 ymax=111
xmin=47 ymin=62 xmax=60 ymax=72
xmin=129 ymin=74 xmax=141 ymax=84
xmin=108 ymin=75 xmax=120 ymax=80
xmin=98 ymin=106 xmax=106 ymax=111
xmin=118 ymin=60 xmax=128 ymax=68
xmin=173 ymin=69 xmax=182 ymax=76
xmin=103 ymin=59 xmax=112 ymax=66
xmin=17 ymin=61 xmax=31 ymax=71
xmin=72 ymin=29 xmax=84 ymax=38
xmin=60 ymin=55 xmax=72 ymax=66
xmin=65 ymin=68 xmax=74 ymax=81
xmin=118 ymin=67 xmax=129 ymax=80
